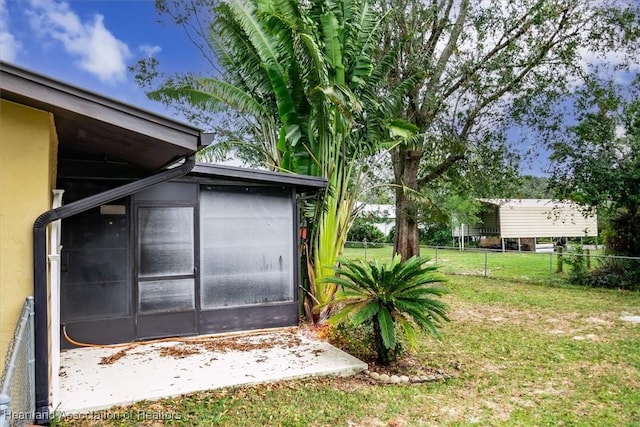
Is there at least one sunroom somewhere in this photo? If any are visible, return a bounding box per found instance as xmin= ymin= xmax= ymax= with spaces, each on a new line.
xmin=59 ymin=164 xmax=326 ymax=346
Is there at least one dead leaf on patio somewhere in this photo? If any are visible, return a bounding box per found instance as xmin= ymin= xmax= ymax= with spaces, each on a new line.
xmin=183 ymin=331 xmax=303 ymax=354
xmin=98 ymin=347 xmax=133 ymax=365
xmin=158 ymin=346 xmax=201 ymax=358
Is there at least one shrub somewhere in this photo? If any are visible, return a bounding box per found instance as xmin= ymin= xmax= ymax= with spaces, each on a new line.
xmin=564 ymin=245 xmax=590 ymax=286
xmin=606 ymin=210 xmax=640 ymax=257
xmin=347 ymin=218 xmax=386 ymax=243
xmin=423 ymin=224 xmax=453 ymax=246
xmin=321 ymin=255 xmax=449 ymax=365
xmin=343 ymin=241 xmax=387 ymax=249
xmin=588 ymin=258 xmax=640 ymax=291
xmin=388 ymin=224 xmax=453 ymax=246
xmin=326 ymin=323 xmax=377 ymax=361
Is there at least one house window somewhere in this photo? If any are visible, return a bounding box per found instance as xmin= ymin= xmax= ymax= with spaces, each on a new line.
xmin=200 ymin=186 xmax=294 ymax=309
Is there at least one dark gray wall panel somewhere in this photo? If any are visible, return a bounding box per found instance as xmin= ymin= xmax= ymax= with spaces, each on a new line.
xmin=199 ymin=303 xmax=298 ymax=334
xmin=61 ymin=318 xmax=135 ymax=349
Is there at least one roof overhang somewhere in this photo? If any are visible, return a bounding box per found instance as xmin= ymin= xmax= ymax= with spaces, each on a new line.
xmin=1 ymin=61 xmax=202 ymax=170
xmin=191 ymin=163 xmax=327 ymax=192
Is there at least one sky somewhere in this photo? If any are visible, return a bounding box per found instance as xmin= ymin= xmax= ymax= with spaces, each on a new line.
xmin=0 ymin=0 xmax=549 ymax=175
xmin=1 ymin=0 xmax=637 ymax=177
xmin=0 ymin=0 xmax=208 ymax=118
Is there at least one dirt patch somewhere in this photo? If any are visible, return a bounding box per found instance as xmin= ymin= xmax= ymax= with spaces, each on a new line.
xmin=620 ymin=314 xmax=640 ymax=324
xmin=451 ymin=303 xmax=568 ymax=326
xmin=366 ymin=355 xmax=454 ymax=384
xmin=452 ymin=303 xmax=622 ymax=341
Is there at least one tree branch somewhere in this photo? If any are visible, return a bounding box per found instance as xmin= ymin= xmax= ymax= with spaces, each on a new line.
xmin=417 ymin=153 xmax=465 ymax=187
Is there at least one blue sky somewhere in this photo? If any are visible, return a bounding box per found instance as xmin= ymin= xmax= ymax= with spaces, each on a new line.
xmin=2 ymin=0 xmax=637 ymax=177
xmin=1 ymin=0 xmax=207 ymax=118
xmin=0 ymin=0 xmax=549 ymax=174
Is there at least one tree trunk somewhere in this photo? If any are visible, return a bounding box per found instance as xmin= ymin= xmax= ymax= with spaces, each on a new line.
xmin=392 ymin=146 xmax=422 ymax=260
xmin=372 ymin=315 xmax=394 ymax=365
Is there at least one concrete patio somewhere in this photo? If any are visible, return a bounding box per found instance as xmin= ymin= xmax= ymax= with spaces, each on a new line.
xmin=57 ymin=328 xmax=366 ymax=414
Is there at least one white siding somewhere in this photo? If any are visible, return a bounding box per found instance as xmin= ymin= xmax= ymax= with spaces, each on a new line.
xmin=497 ymin=200 xmax=597 ymax=238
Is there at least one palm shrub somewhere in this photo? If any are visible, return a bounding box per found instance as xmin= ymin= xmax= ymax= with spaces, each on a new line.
xmin=321 ymin=255 xmax=449 ymax=365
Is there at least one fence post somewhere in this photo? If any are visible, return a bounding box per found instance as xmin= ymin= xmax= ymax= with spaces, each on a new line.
xmin=586 ymin=249 xmax=591 ymax=270
xmin=484 ymin=251 xmax=488 ymax=277
xmin=363 ymin=238 xmax=368 ymax=261
xmin=0 ymin=393 xmax=10 ymax=427
xmin=549 ymin=252 xmax=553 ymax=284
xmin=435 ymin=246 xmax=438 ymax=265
xmin=556 ymin=246 xmax=563 ymax=273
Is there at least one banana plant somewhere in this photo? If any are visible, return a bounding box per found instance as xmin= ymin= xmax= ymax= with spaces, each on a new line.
xmin=148 ymin=0 xmax=418 ymax=321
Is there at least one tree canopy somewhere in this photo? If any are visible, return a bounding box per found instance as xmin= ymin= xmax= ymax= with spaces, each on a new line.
xmin=549 ymin=80 xmax=640 ymax=256
xmin=369 ymin=0 xmax=640 ymax=259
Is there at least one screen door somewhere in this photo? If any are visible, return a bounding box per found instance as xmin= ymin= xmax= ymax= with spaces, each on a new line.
xmin=135 ymin=205 xmax=197 ymax=339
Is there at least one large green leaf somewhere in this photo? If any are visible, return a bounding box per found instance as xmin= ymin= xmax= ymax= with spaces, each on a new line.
xmin=229 ymin=0 xmax=285 ymax=74
xmin=377 ymin=308 xmax=396 ymax=350
xmin=320 ymin=11 xmax=346 ymax=85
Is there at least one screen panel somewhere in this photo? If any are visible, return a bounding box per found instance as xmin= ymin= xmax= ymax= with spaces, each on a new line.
xmin=200 ymin=187 xmax=294 ymax=309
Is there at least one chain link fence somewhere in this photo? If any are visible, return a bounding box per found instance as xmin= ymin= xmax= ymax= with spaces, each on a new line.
xmin=0 ymin=297 xmax=35 ymax=427
xmin=346 ymin=243 xmax=640 ymax=288
xmin=425 ymin=245 xmax=640 ymax=287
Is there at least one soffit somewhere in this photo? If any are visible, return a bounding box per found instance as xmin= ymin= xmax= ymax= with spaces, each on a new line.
xmin=1 ymin=62 xmax=202 ymax=171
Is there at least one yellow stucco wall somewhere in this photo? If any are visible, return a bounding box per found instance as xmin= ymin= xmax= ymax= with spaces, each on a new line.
xmin=0 ymin=99 xmax=57 ymax=372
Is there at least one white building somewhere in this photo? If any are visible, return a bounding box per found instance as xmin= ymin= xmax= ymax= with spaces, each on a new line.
xmin=452 ymin=199 xmax=598 ymax=251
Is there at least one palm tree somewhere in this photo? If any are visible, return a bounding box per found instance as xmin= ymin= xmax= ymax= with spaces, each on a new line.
xmin=321 ymin=255 xmax=449 ymax=365
xmin=147 ymin=0 xmax=418 ymax=320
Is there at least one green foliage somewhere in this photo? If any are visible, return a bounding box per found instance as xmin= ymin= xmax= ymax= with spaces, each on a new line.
xmin=514 ymin=176 xmax=552 ymax=199
xmin=422 ymin=224 xmax=453 ymax=246
xmin=606 ymin=210 xmax=640 ymax=257
xmin=138 ymin=0 xmax=421 ymax=320
xmin=326 ymin=323 xmax=377 ymax=361
xmin=564 ymin=246 xmax=590 ymax=286
xmin=344 ymin=241 xmax=387 ymax=249
xmin=347 ymin=218 xmax=386 ymax=243
xmin=387 ymin=225 xmax=450 ymax=246
xmin=373 ymin=0 xmax=640 ymax=259
xmin=549 ymin=86 xmax=640 ymax=257
xmin=589 ymin=258 xmax=640 ymax=291
xmin=321 ymin=255 xmax=449 ymax=365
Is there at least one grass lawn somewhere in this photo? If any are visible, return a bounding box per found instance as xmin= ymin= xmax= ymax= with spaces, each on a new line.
xmin=344 ymin=246 xmax=599 ymax=284
xmin=55 ymin=276 xmax=640 ymax=426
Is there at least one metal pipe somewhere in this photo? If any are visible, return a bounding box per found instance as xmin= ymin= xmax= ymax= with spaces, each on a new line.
xmin=32 ymin=156 xmax=195 ymax=424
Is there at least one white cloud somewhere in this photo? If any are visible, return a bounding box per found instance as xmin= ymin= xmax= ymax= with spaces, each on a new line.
xmin=139 ymin=44 xmax=161 ymax=58
xmin=0 ymin=0 xmax=22 ymax=62
xmin=27 ymin=0 xmax=132 ymax=84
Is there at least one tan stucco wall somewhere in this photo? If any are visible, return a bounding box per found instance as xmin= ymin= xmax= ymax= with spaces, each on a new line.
xmin=0 ymin=99 xmax=57 ymax=372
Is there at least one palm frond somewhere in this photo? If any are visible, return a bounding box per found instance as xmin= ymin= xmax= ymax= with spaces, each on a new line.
xmin=229 ymin=0 xmax=285 ymax=74
xmin=377 ymin=308 xmax=396 ymax=350
xmin=148 ymin=80 xmax=265 ymax=117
